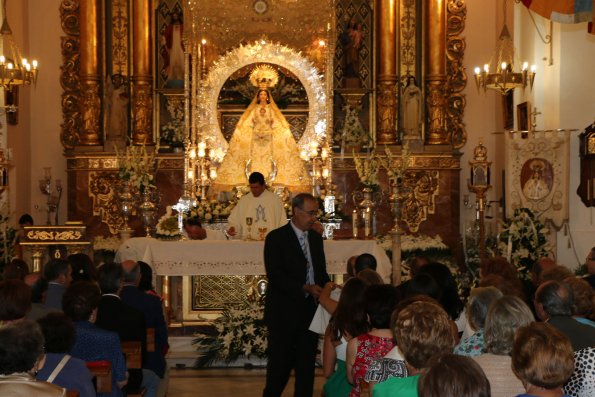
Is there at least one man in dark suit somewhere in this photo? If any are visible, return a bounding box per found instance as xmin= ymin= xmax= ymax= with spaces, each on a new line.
xmin=95 ymin=262 xmax=160 ymax=396
xmin=535 ymin=280 xmax=595 ymax=351
xmin=263 ymin=193 xmax=330 ymax=397
xmin=120 ymin=260 xmax=169 ymax=385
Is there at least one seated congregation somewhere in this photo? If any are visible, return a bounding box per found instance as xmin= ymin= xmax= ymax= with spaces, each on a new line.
xmin=1 ymin=245 xmax=594 ymax=397
xmin=319 ymin=253 xmax=595 ymax=397
xmin=0 ymin=255 xmax=168 ymax=397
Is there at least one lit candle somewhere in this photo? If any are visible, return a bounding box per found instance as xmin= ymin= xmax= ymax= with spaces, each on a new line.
xmin=322 ymin=168 xmax=329 ymax=179
xmin=187 ymin=170 xmax=194 ymax=180
xmin=352 ymin=209 xmax=358 ymax=239
xmin=364 ymin=208 xmax=371 ymax=238
xmin=321 ymin=148 xmax=329 ymax=159
xmin=209 ymin=169 xmax=217 ymax=180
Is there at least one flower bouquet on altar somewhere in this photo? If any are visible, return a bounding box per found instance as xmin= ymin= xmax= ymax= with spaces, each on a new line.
xmin=155 ymin=206 xmax=181 ymax=240
xmin=353 ymin=149 xmax=381 ymax=190
xmin=192 ymin=300 xmax=267 ymax=368
xmin=116 ymin=144 xmax=159 ymax=193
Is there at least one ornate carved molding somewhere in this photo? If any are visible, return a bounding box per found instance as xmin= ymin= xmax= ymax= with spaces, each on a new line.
xmin=332 ymin=153 xmax=460 ymax=170
xmin=377 ymin=82 xmax=397 ymax=144
xmin=111 ymin=0 xmax=129 ymax=76
xmin=132 ymin=80 xmax=153 ymax=144
xmin=60 ymin=0 xmax=81 ymax=149
xmin=88 ymin=172 xmax=125 ymax=235
xmin=446 ymin=0 xmax=467 ymax=149
xmin=400 ymin=170 xmax=440 ymax=233
xmin=80 ymin=79 xmax=102 ymax=145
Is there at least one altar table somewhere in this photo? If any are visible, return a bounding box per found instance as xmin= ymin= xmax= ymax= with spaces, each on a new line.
xmin=116 ymin=237 xmax=392 ymax=283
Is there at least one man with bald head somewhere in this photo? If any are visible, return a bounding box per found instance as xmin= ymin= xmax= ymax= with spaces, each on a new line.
xmin=120 ymin=260 xmax=168 ymax=387
xmin=535 ymin=280 xmax=595 ymax=351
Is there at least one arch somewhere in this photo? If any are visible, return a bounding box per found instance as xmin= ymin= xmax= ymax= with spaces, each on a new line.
xmin=197 ymin=41 xmax=327 ymax=162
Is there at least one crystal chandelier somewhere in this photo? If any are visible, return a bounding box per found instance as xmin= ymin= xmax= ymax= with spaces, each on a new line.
xmin=474 ymin=0 xmax=534 ymax=95
xmin=0 ymin=0 xmax=38 ymax=110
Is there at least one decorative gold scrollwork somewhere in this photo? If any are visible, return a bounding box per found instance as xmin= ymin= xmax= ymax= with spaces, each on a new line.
xmin=88 ymin=172 xmax=126 ymax=235
xmin=446 ymin=0 xmax=468 ymax=149
xmin=400 ymin=170 xmax=440 ymax=233
xmin=60 ymin=0 xmax=81 ymax=149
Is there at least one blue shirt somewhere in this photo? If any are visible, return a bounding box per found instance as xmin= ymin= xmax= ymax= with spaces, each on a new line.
xmin=37 ymin=353 xmax=95 ymax=397
xmin=70 ymin=321 xmax=126 ymax=397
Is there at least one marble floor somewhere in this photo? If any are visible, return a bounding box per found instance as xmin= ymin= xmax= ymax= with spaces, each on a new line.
xmin=167 ymin=367 xmax=325 ymax=397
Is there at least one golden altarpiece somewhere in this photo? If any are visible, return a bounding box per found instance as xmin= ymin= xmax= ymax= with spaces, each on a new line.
xmin=60 ymin=0 xmax=467 ymax=322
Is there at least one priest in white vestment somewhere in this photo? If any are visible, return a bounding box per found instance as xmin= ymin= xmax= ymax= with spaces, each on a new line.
xmin=227 ymin=172 xmax=286 ymax=240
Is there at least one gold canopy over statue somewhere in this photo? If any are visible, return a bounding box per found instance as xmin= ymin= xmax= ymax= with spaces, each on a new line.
xmin=213 ymin=65 xmax=310 ymax=192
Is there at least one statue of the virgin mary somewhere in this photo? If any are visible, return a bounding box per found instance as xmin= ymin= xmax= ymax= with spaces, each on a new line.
xmin=214 ymin=65 xmax=310 ymax=191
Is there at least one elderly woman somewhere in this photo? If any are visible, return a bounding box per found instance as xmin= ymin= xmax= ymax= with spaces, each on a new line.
xmin=512 ymin=322 xmax=575 ymax=397
xmin=454 ymin=287 xmax=503 ymax=356
xmin=0 ymin=320 xmax=65 ymax=396
xmin=372 ymin=301 xmax=456 ymax=397
xmin=472 ymin=295 xmax=534 ymax=397
xmin=419 ymin=354 xmax=491 ymax=397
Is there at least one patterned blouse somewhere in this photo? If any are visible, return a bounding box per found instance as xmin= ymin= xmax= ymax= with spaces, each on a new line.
xmin=350 ymin=333 xmax=396 ymax=397
xmin=454 ymin=329 xmax=485 ymax=357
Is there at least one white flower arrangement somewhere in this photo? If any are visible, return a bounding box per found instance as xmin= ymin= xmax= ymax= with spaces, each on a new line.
xmin=337 ymin=101 xmax=370 ymax=147
xmin=380 ymin=143 xmax=411 ymax=184
xmin=116 ymin=144 xmax=159 ymax=192
xmin=193 ymin=300 xmax=267 ymax=367
xmin=155 ymin=206 xmax=181 ymax=239
xmin=161 ymin=100 xmax=185 ymax=147
xmin=497 ymin=208 xmax=552 ymax=280
xmin=353 ymin=149 xmax=381 ymax=188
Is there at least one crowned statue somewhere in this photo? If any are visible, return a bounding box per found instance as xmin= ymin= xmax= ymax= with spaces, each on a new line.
xmin=214 ymin=65 xmax=310 ymax=192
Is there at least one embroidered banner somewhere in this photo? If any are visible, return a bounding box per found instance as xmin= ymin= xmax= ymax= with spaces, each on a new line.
xmin=505 ymin=130 xmax=570 ymax=229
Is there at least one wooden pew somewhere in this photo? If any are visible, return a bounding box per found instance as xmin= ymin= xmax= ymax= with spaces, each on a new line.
xmin=85 ymin=360 xmax=112 ymax=394
xmin=121 ymin=341 xmax=147 ymax=397
xmin=146 ymin=327 xmax=155 ymax=353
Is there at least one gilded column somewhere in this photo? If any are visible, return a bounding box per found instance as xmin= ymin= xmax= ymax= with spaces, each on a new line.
xmin=425 ymin=0 xmax=448 ymax=145
xmin=131 ymin=0 xmax=153 ymax=144
xmin=376 ymin=0 xmax=397 ymax=144
xmin=79 ymin=0 xmax=101 ymax=146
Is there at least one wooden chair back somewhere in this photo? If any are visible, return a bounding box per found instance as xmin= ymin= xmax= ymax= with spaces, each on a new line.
xmin=85 ymin=360 xmax=112 ymax=394
xmin=146 ymin=327 xmax=155 ymax=352
xmin=121 ymin=340 xmax=142 ymax=369
xmin=121 ymin=341 xmax=147 ymax=397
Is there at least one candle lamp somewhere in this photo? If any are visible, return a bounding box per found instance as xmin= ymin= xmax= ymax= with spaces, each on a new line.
xmin=467 ymin=140 xmax=492 ymax=260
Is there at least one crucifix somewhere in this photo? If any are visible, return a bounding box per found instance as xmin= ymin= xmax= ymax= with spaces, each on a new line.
xmin=172 ymin=195 xmax=196 ymax=239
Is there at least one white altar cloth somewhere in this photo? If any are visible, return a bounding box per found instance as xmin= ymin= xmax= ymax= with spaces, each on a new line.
xmin=116 ymin=237 xmax=392 ymax=283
